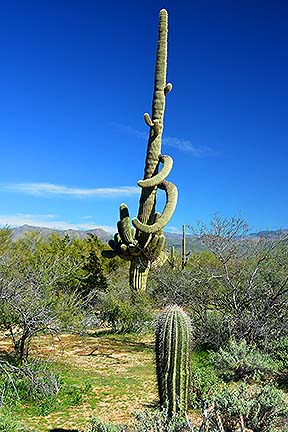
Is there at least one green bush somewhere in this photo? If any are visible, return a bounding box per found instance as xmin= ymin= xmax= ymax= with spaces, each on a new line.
xmin=87 ymin=418 xmax=127 ymax=432
xmin=270 ymin=337 xmax=288 ymax=388
xmin=99 ymin=289 xmax=154 ymax=333
xmin=210 ymin=383 xmax=288 ymax=432
xmin=211 ymin=338 xmax=278 ymax=381
xmin=132 ymin=410 xmax=191 ymax=431
xmin=87 ymin=409 xmax=191 ymax=432
xmin=247 ymin=384 xmax=288 ymax=431
xmin=0 ymin=412 xmax=31 ymax=432
xmin=193 ymin=310 xmax=230 ymax=351
xmin=0 ymin=414 xmax=18 ymax=432
xmin=190 ymin=350 xmax=221 ymax=408
xmin=64 ymin=384 xmax=84 ymax=405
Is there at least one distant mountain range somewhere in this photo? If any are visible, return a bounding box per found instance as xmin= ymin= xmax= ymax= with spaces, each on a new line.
xmin=8 ymin=225 xmax=288 ymax=254
xmin=10 ymin=224 xmax=112 ymax=242
xmin=9 ymin=224 xmax=204 ymax=252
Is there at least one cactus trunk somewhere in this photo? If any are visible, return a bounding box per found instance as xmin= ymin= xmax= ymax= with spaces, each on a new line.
xmin=102 ymin=9 xmax=178 ymax=293
xmin=136 ymin=9 xmax=168 ymax=228
xmin=155 ymin=305 xmax=192 ymax=416
xmin=129 ymin=257 xmax=150 ymax=293
xmin=182 ymin=224 xmax=186 ymax=269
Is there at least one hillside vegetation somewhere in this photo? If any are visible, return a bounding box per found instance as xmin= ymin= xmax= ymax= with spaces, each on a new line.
xmin=0 ymin=218 xmax=287 ymax=431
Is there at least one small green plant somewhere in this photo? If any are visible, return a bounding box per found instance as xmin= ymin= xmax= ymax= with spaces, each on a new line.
xmin=87 ymin=418 xmax=127 ymax=432
xmin=65 ymin=384 xmax=84 ymax=405
xmin=132 ymin=409 xmax=192 ymax=431
xmin=155 ymin=305 xmax=192 ymax=416
xmin=34 ymin=394 xmax=59 ymax=416
xmin=211 ymin=338 xmax=278 ymax=381
xmin=0 ymin=412 xmax=31 ymax=432
xmin=190 ymin=350 xmax=221 ymax=408
xmin=0 ymin=413 xmax=18 ymax=432
xmin=87 ymin=409 xmax=191 ymax=432
xmin=270 ymin=337 xmax=288 ymax=388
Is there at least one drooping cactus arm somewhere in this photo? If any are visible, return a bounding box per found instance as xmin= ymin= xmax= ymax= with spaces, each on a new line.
xmin=137 ymin=155 xmax=173 ymax=188
xmin=133 ymin=180 xmax=178 ymax=234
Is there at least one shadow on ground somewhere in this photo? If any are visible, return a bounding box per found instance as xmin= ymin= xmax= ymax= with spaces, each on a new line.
xmin=50 ymin=429 xmax=79 ymax=432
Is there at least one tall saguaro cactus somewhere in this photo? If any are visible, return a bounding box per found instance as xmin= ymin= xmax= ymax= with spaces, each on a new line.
xmin=155 ymin=305 xmax=192 ymax=416
xmin=102 ymin=9 xmax=178 ymax=292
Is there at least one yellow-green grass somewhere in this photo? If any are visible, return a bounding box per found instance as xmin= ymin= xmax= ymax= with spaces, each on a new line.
xmin=0 ymin=332 xmax=157 ymax=432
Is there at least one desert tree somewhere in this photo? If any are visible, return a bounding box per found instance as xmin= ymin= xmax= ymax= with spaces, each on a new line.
xmin=0 ymin=231 xmax=83 ymax=362
xmin=152 ymin=216 xmax=288 ymax=349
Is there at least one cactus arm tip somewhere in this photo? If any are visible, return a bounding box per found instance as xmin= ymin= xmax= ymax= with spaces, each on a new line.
xmin=144 ymin=113 xmax=154 ymax=127
xmin=164 ymin=83 xmax=173 ymax=94
xmin=137 ymin=155 xmax=173 ymax=188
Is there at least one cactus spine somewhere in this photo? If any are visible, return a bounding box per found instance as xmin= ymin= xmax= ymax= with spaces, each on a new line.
xmin=102 ymin=9 xmax=178 ymax=293
xmin=155 ymin=305 xmax=192 ymax=416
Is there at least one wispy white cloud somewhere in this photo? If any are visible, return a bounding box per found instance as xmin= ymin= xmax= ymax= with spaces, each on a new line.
xmin=0 ymin=213 xmax=116 ymax=233
xmin=166 ymin=225 xmax=182 ymax=234
xmin=163 ymin=137 xmax=211 ymax=156
xmin=2 ymin=182 xmax=139 ymax=197
xmin=112 ymin=123 xmax=147 ymax=140
xmin=112 ymin=122 xmax=211 ymax=156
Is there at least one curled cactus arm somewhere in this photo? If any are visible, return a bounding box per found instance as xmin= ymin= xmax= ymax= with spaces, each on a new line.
xmin=137 ymin=155 xmax=173 ymax=188
xmin=128 ymin=244 xmax=142 ymax=257
xmin=132 ymin=180 xmax=178 ymax=234
xmin=101 ymin=249 xmax=116 ymax=259
xmin=117 ymin=203 xmax=135 ymax=245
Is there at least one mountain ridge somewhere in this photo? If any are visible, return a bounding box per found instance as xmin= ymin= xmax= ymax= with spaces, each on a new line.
xmin=6 ymin=224 xmax=288 ymax=254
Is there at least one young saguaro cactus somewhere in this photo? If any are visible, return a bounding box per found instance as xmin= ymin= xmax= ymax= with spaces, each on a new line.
xmin=102 ymin=9 xmax=178 ymax=293
xmin=155 ymin=305 xmax=192 ymax=416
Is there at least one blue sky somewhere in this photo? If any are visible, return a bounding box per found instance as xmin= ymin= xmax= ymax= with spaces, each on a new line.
xmin=1 ymin=0 xmax=287 ymax=234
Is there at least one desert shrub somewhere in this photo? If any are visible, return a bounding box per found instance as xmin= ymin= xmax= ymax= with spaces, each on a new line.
xmin=0 ymin=359 xmax=61 ymax=416
xmin=269 ymin=337 xmax=288 ymax=388
xmin=87 ymin=418 xmax=127 ymax=432
xmin=21 ymin=360 xmax=60 ymax=400
xmin=87 ymin=409 xmax=191 ymax=432
xmin=132 ymin=410 xmax=191 ymax=431
xmin=247 ymin=384 xmax=288 ymax=431
xmin=99 ymin=288 xmax=154 ymax=333
xmin=210 ymin=383 xmax=288 ymax=432
xmin=193 ymin=310 xmax=230 ymax=351
xmin=211 ymin=338 xmax=278 ymax=381
xmin=153 ymin=218 xmax=288 ymax=350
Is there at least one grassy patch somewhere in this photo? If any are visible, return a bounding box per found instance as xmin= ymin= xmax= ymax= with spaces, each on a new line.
xmin=2 ymin=332 xmax=157 ymax=432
